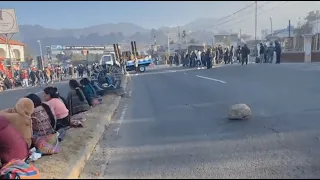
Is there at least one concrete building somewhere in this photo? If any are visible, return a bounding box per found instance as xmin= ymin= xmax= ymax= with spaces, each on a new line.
xmin=0 ymin=37 xmax=25 ymax=62
xmin=213 ymin=33 xmax=239 ymax=47
xmin=265 ymin=26 xmax=295 ymax=40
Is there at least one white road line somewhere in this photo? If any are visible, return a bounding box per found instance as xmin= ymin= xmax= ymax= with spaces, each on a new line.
xmin=116 ymin=104 xmax=128 ymax=136
xmin=196 ymin=75 xmax=227 ymax=84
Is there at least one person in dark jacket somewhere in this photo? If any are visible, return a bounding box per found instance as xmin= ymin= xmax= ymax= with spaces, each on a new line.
xmin=224 ymin=48 xmax=229 ymax=64
xmin=236 ymin=46 xmax=241 ymax=63
xmin=174 ymin=53 xmax=179 ymax=66
xmin=29 ymin=69 xmax=37 ymax=86
xmin=275 ymin=40 xmax=282 ymax=64
xmin=191 ymin=51 xmax=197 ymax=67
xmin=229 ymin=46 xmax=234 ymax=64
xmin=263 ymin=44 xmax=268 ymax=63
xmin=206 ymin=49 xmax=212 ymax=69
xmin=259 ymin=43 xmax=265 ymax=63
xmin=241 ymin=44 xmax=250 ymax=65
xmin=67 ymin=79 xmax=91 ymax=116
xmin=218 ymin=46 xmax=223 ymax=63
xmin=169 ymin=55 xmax=174 ymax=66
xmin=201 ymin=51 xmax=206 ymax=67
xmin=267 ymin=42 xmax=275 ymax=63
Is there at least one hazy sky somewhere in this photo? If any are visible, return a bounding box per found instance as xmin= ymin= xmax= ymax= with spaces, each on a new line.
xmin=1 ymin=1 xmax=320 ymax=35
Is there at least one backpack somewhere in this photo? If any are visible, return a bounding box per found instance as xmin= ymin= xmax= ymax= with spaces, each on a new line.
xmin=0 ymin=159 xmax=40 ymax=179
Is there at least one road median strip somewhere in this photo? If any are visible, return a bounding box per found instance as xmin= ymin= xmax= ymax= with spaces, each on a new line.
xmin=35 ymin=76 xmax=128 ymax=179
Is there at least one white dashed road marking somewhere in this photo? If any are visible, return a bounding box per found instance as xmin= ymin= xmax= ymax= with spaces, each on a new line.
xmin=196 ymin=75 xmax=227 ymax=84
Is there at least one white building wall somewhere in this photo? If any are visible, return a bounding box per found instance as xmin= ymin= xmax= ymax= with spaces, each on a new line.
xmin=0 ymin=44 xmax=25 ymax=62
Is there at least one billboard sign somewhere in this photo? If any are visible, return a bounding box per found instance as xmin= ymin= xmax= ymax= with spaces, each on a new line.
xmin=64 ymin=46 xmax=105 ymax=50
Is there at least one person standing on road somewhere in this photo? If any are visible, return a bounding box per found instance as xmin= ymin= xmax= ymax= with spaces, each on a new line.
xmin=201 ymin=50 xmax=206 ymax=67
xmin=21 ymin=69 xmax=29 ymax=87
xmin=50 ymin=67 xmax=54 ymax=83
xmin=174 ymin=53 xmax=179 ymax=66
xmin=229 ymin=46 xmax=234 ymax=64
xmin=29 ymin=68 xmax=37 ymax=86
xmin=267 ymin=42 xmax=275 ymax=63
xmin=236 ymin=45 xmax=241 ymax=64
xmin=205 ymin=48 xmax=212 ymax=69
xmin=196 ymin=50 xmax=202 ymax=68
xmin=259 ymin=43 xmax=265 ymax=63
xmin=224 ymin=47 xmax=229 ymax=64
xmin=263 ymin=44 xmax=268 ymax=63
xmin=191 ymin=51 xmax=197 ymax=67
xmin=275 ymin=40 xmax=282 ymax=64
xmin=35 ymin=69 xmax=42 ymax=86
xmin=241 ymin=44 xmax=250 ymax=66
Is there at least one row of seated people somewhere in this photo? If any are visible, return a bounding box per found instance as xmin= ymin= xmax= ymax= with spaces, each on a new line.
xmin=0 ymin=78 xmax=103 ymax=167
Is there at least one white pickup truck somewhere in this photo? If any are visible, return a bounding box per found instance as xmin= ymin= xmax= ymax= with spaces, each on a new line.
xmin=99 ymin=52 xmax=120 ymax=67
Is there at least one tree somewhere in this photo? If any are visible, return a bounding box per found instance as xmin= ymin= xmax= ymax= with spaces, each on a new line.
xmin=294 ymin=10 xmax=319 ymax=35
xmin=169 ymin=40 xmax=175 ymax=44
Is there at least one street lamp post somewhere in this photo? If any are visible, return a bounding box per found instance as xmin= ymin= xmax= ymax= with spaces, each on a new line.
xmin=269 ymin=17 xmax=273 ymax=36
xmin=37 ymin=40 xmax=44 ymax=70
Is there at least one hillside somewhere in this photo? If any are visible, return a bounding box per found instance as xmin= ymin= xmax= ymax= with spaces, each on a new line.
xmin=15 ymin=18 xmax=236 ymax=54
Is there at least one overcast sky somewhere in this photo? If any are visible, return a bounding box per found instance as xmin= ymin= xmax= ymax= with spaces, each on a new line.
xmin=0 ymin=1 xmax=320 ymax=35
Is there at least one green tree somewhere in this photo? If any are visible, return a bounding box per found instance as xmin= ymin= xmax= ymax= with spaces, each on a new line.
xmin=169 ymin=40 xmax=175 ymax=44
xmin=295 ymin=10 xmax=319 ymax=35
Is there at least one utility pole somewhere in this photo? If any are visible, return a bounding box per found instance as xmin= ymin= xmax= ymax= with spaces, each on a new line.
xmin=178 ymin=26 xmax=181 ymax=50
xmin=254 ymin=1 xmax=258 ymax=59
xmin=166 ymin=34 xmax=170 ymax=65
xmin=270 ymin=17 xmax=273 ymax=36
xmin=288 ymin=20 xmax=291 ymax=48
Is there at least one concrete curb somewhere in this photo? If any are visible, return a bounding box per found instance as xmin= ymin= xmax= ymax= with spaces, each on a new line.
xmin=62 ymin=75 xmax=128 ymax=179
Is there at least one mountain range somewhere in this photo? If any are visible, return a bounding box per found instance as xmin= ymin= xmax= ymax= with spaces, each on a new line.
xmin=15 ymin=17 xmax=243 ymax=55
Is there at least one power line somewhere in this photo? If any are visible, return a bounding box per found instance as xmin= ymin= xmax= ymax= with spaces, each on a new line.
xmin=218 ymin=1 xmax=289 ymax=28
xmin=194 ymin=2 xmax=256 ymax=30
xmin=217 ymin=2 xmax=255 ymax=22
xmin=206 ymin=1 xmax=276 ymax=29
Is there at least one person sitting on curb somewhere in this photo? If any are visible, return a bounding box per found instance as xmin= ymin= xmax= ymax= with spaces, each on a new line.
xmin=0 ymin=98 xmax=34 ymax=149
xmin=0 ymin=115 xmax=29 ymax=165
xmin=43 ymin=87 xmax=69 ymax=131
xmin=67 ymin=79 xmax=91 ymax=116
xmin=80 ymin=78 xmax=100 ymax=107
xmin=25 ymin=93 xmax=56 ymax=136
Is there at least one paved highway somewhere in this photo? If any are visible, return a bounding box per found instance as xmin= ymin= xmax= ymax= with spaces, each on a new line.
xmin=80 ymin=63 xmax=320 ymax=179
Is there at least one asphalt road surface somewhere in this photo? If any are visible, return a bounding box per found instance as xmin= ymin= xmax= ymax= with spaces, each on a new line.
xmin=80 ymin=63 xmax=320 ymax=179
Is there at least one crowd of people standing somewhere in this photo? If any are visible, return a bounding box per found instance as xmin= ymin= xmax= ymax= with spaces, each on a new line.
xmin=167 ymin=40 xmax=282 ymax=68
xmin=0 ymin=64 xmax=91 ymax=92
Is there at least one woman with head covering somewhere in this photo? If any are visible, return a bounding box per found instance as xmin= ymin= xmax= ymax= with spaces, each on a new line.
xmin=67 ymin=79 xmax=91 ymax=116
xmin=43 ymin=87 xmax=69 ymax=130
xmin=0 ymin=115 xmax=29 ymax=164
xmin=25 ymin=93 xmax=56 ymax=137
xmin=0 ymin=98 xmax=34 ymax=148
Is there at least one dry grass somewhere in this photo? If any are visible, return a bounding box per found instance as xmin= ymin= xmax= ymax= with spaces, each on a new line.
xmin=35 ymin=94 xmax=119 ymax=179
